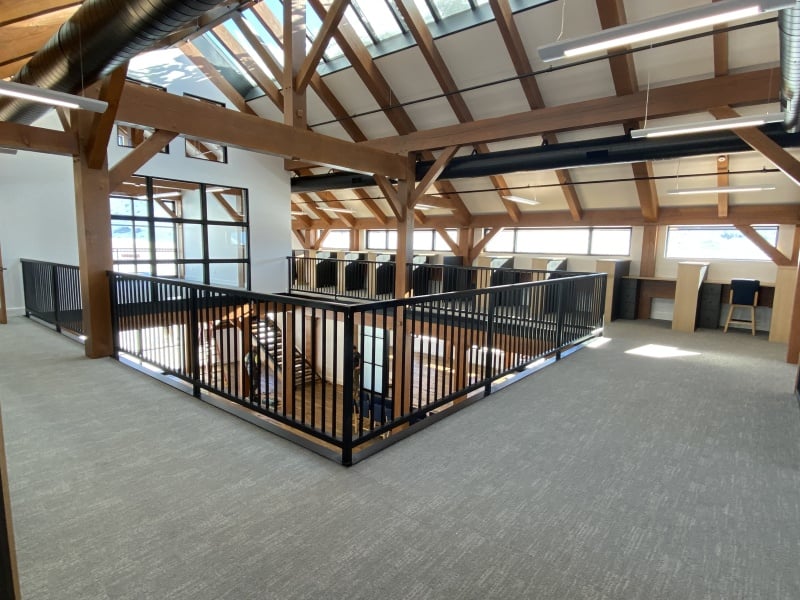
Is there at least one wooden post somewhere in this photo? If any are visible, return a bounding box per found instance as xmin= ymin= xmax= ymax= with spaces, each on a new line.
xmin=640 ymin=224 xmax=659 ymax=278
xmin=73 ymin=111 xmax=114 ymax=357
xmin=0 ymin=406 xmax=21 ymax=600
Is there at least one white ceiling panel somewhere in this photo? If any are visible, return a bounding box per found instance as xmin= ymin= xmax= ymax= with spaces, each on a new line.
xmin=728 ymin=22 xmax=780 ymax=71
xmin=515 ymin=1 xmax=603 ymax=71
xmin=320 ymin=68 xmax=381 ymax=114
xmin=375 ymin=47 xmax=444 ymax=102
xmin=436 ymin=21 xmax=517 ymax=88
xmin=460 ymin=80 xmax=530 ymax=121
xmin=538 ymin=61 xmax=618 ymax=106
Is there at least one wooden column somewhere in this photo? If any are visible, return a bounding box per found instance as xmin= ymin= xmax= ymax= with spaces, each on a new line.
xmin=73 ymin=112 xmax=114 ymax=358
xmin=393 ymin=155 xmax=416 ymax=298
xmin=392 ymin=156 xmax=415 ymax=421
xmin=672 ymin=262 xmax=708 ymax=333
xmin=640 ymin=224 xmax=659 ymax=278
xmin=283 ymin=0 xmax=308 ymax=130
xmin=0 ymin=406 xmax=20 ymax=600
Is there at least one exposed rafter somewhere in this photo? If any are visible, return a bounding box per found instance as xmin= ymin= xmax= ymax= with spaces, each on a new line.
xmin=307 ymin=0 xmax=472 ymax=226
xmin=489 ymin=0 xmax=583 ymax=221
xmin=363 ymin=69 xmax=780 ymax=154
xmin=710 ymin=105 xmax=800 ymax=186
xmin=596 ymin=0 xmax=659 ymax=223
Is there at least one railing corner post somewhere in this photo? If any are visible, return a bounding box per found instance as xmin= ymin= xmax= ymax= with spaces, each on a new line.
xmin=108 ymin=272 xmax=120 ymax=360
xmin=555 ymin=281 xmax=566 ymax=360
xmin=189 ymin=288 xmax=201 ymax=398
xmin=341 ymin=308 xmax=355 ymax=466
xmin=51 ymin=264 xmax=61 ymax=333
xmin=484 ymin=289 xmax=497 ymax=396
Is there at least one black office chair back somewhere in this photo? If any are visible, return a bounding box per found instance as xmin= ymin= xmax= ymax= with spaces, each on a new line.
xmin=730 ymin=279 xmax=760 ymax=305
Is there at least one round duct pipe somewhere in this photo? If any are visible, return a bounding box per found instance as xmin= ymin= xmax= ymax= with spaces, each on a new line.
xmin=291 ymin=125 xmax=800 ymax=193
xmin=780 ymin=3 xmax=800 ymax=132
xmin=0 ymin=0 xmax=229 ymax=124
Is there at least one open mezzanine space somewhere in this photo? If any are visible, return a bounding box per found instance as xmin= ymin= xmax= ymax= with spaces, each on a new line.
xmin=1 ymin=316 xmax=799 ymax=599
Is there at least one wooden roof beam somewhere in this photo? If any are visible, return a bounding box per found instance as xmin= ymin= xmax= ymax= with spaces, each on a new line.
xmin=710 ymin=105 xmax=800 ymax=186
xmin=0 ymin=121 xmax=77 ymax=155
xmin=290 ymin=204 xmax=800 ymax=231
xmin=717 ymin=155 xmax=730 ymax=218
xmin=212 ymin=25 xmax=284 ymax=111
xmin=181 ymin=42 xmax=256 ymax=116
xmin=363 ymin=68 xmax=780 ymax=154
xmin=295 ymin=0 xmax=349 ymax=93
xmin=490 ymin=0 xmax=582 ymax=220
xmin=117 ymin=82 xmax=407 ymax=177
xmin=86 ymin=64 xmax=128 ymax=170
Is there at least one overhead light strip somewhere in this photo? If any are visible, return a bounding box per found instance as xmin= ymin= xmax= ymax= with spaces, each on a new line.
xmin=0 ymin=79 xmax=108 ymax=114
xmin=503 ymin=195 xmax=540 ymax=206
xmin=666 ymin=184 xmax=776 ymax=195
xmin=538 ymin=0 xmax=794 ymax=62
xmin=630 ymin=112 xmax=785 ymax=139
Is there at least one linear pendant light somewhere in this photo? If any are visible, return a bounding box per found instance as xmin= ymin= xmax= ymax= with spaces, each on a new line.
xmin=666 ymin=184 xmax=776 ymax=195
xmin=503 ymin=195 xmax=540 ymax=206
xmin=0 ymin=79 xmax=108 ymax=114
xmin=538 ymin=0 xmax=795 ymax=62
xmin=630 ymin=112 xmax=785 ymax=138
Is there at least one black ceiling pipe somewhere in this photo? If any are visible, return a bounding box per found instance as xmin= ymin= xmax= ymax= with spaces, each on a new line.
xmin=290 ymin=124 xmax=800 ymax=193
xmin=0 ymin=0 xmax=232 ymax=124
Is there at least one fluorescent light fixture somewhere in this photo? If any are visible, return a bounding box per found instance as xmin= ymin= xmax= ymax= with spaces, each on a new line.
xmin=503 ymin=195 xmax=540 ymax=206
xmin=290 ymin=211 xmax=305 ymax=216
xmin=322 ymin=207 xmax=354 ymax=213
xmin=0 ymin=147 xmax=17 ymax=155
xmin=0 ymin=79 xmax=108 ymax=113
xmin=666 ymin=184 xmax=776 ymax=195
xmin=538 ymin=0 xmax=794 ymax=62
xmin=631 ymin=112 xmax=784 ymax=138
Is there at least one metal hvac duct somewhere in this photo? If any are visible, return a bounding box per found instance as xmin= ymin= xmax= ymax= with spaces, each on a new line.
xmin=290 ymin=125 xmax=800 ymax=193
xmin=0 ymin=0 xmax=233 ymax=124
xmin=781 ymin=2 xmax=800 ymax=132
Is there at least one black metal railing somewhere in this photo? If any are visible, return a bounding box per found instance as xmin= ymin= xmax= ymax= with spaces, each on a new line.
xmin=110 ymin=270 xmax=606 ymax=464
xmin=21 ymin=259 xmax=84 ymax=335
xmin=289 ymin=255 xmax=557 ymax=301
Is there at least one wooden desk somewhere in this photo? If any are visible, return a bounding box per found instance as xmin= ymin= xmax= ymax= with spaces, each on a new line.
xmin=620 ymin=276 xmax=777 ymax=329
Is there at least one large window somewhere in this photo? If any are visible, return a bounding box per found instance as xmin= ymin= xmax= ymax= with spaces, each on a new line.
xmin=485 ymin=227 xmax=631 ymax=256
xmin=183 ymin=94 xmax=228 ymax=163
xmin=365 ymin=229 xmax=458 ymax=251
xmin=320 ymin=229 xmax=351 ymax=249
xmin=665 ymin=225 xmax=779 ymax=260
xmin=111 ymin=175 xmax=250 ymax=288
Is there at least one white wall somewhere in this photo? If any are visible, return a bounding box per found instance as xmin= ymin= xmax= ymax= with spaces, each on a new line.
xmin=0 ymin=78 xmax=291 ymax=316
xmin=0 ymin=126 xmax=77 ymax=315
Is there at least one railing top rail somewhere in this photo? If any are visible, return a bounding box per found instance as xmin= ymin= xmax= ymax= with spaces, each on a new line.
xmin=291 ymin=255 xmax=595 ymax=276
xmin=348 ymin=272 xmax=607 ymax=313
xmin=20 ymin=258 xmax=81 ymax=270
xmin=109 ymin=271 xmax=356 ymax=313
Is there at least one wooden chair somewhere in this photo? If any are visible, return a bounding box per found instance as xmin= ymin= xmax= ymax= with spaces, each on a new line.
xmin=723 ymin=279 xmax=760 ymax=335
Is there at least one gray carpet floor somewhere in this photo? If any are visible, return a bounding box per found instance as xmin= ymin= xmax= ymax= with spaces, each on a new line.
xmin=1 ymin=316 xmax=799 ymax=599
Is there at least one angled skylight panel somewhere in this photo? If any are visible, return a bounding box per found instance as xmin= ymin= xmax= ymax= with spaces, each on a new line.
xmin=305 ymin=7 xmax=346 ymax=62
xmin=194 ymin=32 xmax=257 ymax=95
xmin=240 ymin=10 xmax=284 ymax=69
xmin=412 ymin=0 xmax=438 ymax=23
xmin=222 ymin=20 xmax=277 ymax=85
xmin=343 ymin=5 xmax=376 ymax=47
xmin=429 ymin=0 xmax=473 ymax=20
xmin=350 ymin=0 xmax=406 ymax=42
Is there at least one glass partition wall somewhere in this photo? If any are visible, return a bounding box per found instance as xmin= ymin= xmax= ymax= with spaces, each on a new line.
xmin=111 ymin=175 xmax=250 ymax=289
